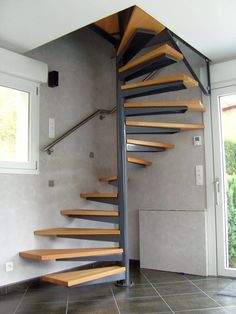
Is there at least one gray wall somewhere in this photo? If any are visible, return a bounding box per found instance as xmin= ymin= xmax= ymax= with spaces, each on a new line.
xmin=0 ymin=28 xmax=117 ymax=287
xmin=126 ymin=62 xmax=206 ymax=260
xmin=140 ymin=210 xmax=207 ymax=275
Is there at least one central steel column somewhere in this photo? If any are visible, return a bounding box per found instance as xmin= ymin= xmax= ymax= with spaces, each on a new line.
xmin=116 ymin=58 xmax=130 ymax=286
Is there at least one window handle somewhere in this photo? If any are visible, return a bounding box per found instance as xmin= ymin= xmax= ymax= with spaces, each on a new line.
xmin=215 ymin=178 xmax=220 ymax=206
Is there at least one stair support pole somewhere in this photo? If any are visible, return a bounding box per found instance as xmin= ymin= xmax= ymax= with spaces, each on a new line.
xmin=116 ymin=58 xmax=131 ymax=287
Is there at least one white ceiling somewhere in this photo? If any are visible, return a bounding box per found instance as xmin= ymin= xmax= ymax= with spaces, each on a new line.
xmin=0 ymin=0 xmax=236 ymax=62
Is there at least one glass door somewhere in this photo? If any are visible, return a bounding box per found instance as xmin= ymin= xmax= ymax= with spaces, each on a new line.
xmin=212 ymin=85 xmax=236 ymax=276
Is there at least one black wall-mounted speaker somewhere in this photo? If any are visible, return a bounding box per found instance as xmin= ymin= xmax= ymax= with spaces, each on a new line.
xmin=48 ymin=71 xmax=59 ymax=87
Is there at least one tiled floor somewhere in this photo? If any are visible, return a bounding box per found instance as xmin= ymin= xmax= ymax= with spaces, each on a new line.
xmin=1 ymin=268 xmax=236 ymax=313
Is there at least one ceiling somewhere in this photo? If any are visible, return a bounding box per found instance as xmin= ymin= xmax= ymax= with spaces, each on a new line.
xmin=0 ymin=0 xmax=236 ymax=62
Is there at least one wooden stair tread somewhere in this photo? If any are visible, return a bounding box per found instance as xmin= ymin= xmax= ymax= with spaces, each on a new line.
xmin=34 ymin=228 xmax=120 ymax=236
xmin=20 ymin=248 xmax=123 ymax=261
xmin=119 ymin=44 xmax=183 ymax=73
xmin=80 ymin=193 xmax=117 ymax=198
xmin=95 ymin=14 xmax=120 ymax=40
xmin=117 ymin=6 xmax=165 ymax=55
xmin=121 ymin=74 xmax=198 ymax=90
xmin=127 ymin=138 xmax=174 ymax=149
xmin=42 ymin=266 xmax=126 ymax=287
xmin=128 ymin=156 xmax=152 ymax=166
xmin=99 ymin=176 xmax=118 ymax=183
xmin=126 ymin=121 xmax=204 ymax=130
xmin=61 ymin=209 xmax=118 ymax=217
xmin=124 ymin=100 xmax=205 ymax=112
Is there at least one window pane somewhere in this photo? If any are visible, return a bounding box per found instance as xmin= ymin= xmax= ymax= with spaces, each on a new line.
xmin=220 ymin=94 xmax=236 ymax=268
xmin=0 ymin=85 xmax=29 ymax=162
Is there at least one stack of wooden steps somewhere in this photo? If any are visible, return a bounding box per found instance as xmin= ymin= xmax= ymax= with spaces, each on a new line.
xmin=20 ymin=207 xmax=126 ymax=286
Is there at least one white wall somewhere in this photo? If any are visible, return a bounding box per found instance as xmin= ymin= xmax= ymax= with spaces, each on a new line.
xmin=0 ymin=47 xmax=47 ymax=83
xmin=210 ymin=59 xmax=236 ymax=89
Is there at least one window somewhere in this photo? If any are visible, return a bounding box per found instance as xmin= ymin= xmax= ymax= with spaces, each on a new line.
xmin=0 ymin=72 xmax=39 ymax=174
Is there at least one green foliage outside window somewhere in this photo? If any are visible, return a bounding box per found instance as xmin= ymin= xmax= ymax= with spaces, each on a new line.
xmin=0 ymin=98 xmax=17 ymax=159
xmin=225 ymin=140 xmax=236 ymax=267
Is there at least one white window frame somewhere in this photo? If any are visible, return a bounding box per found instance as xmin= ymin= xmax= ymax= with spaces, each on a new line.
xmin=0 ymin=72 xmax=39 ymax=174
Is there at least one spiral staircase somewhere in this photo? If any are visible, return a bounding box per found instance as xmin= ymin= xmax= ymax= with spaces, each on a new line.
xmin=19 ymin=6 xmax=209 ymax=288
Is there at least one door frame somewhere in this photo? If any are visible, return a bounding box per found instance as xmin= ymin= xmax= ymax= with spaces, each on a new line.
xmin=211 ymin=85 xmax=236 ymax=277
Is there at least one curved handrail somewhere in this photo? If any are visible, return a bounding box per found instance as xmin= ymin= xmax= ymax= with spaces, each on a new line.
xmin=43 ymin=106 xmax=116 ymax=154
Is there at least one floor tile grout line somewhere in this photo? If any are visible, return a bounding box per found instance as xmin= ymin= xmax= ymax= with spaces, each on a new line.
xmin=174 ymin=306 xmax=224 ymax=313
xmin=160 ymin=291 xmax=210 ymax=297
xmin=111 ymin=287 xmax=121 ymax=314
xmin=138 ymin=278 xmax=195 ymax=285
xmin=139 ymin=269 xmax=175 ymax=314
xmin=65 ymin=293 xmax=69 ymax=314
xmin=13 ymin=286 xmax=29 ymax=314
xmin=183 ymin=275 xmax=226 ymax=311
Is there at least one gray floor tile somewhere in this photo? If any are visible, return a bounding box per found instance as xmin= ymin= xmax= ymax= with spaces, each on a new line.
xmin=68 ymin=283 xmax=113 ymax=301
xmin=223 ymin=307 xmax=236 ymax=314
xmin=208 ymin=292 xmax=236 ymax=307
xmin=163 ymin=292 xmax=220 ymax=311
xmin=154 ymin=281 xmax=202 ymax=296
xmin=117 ymin=296 xmax=171 ymax=314
xmin=112 ymin=284 xmax=157 ymax=299
xmin=175 ymin=309 xmax=226 ymax=314
xmin=184 ymin=275 xmax=217 ymax=281
xmin=15 ymin=301 xmax=67 ymax=313
xmin=141 ymin=269 xmax=187 ymax=283
xmin=130 ymin=273 xmax=149 ymax=285
xmin=68 ymin=299 xmax=118 ymax=314
xmin=193 ymin=279 xmax=232 ymax=292
xmin=0 ymin=290 xmax=25 ymax=314
xmin=22 ymin=285 xmax=68 ymax=304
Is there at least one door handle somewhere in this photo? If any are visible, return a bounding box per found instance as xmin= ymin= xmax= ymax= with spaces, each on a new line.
xmin=215 ymin=178 xmax=220 ymax=206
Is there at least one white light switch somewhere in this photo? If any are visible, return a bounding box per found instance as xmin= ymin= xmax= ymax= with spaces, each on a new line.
xmin=49 ymin=118 xmax=55 ymax=138
xmin=193 ymin=136 xmax=202 ymax=146
xmin=196 ymin=165 xmax=204 ymax=186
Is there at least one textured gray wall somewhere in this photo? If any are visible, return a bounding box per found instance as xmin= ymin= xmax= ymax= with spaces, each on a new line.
xmin=126 ymin=62 xmax=206 ymax=259
xmin=0 ymin=28 xmax=117 ymax=286
xmin=140 ymin=210 xmax=207 ymax=275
